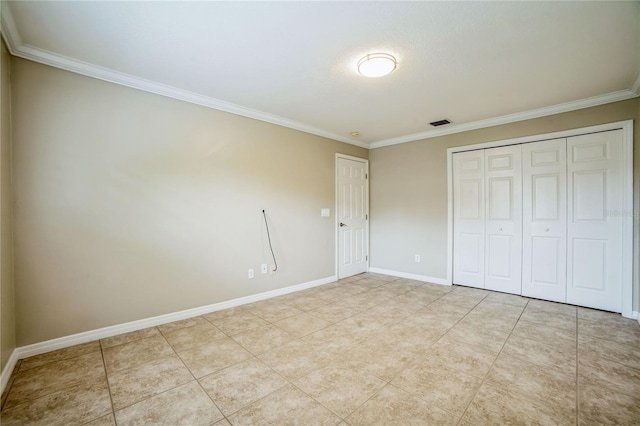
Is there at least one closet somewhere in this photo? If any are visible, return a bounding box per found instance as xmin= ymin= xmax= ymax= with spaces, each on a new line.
xmin=453 ymin=129 xmax=625 ymax=313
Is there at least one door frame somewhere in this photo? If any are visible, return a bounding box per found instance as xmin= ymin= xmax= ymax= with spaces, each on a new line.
xmin=446 ymin=120 xmax=634 ymax=318
xmin=335 ymin=153 xmax=370 ymax=279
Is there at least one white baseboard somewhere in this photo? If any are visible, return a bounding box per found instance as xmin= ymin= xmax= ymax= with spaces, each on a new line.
xmin=368 ymin=267 xmax=449 ymax=286
xmin=0 ymin=349 xmax=20 ymax=397
xmin=0 ymin=275 xmax=336 ymax=395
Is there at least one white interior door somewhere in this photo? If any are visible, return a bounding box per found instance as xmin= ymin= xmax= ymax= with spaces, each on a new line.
xmin=453 ymin=150 xmax=485 ymax=288
xmin=337 ymin=156 xmax=368 ymax=279
xmin=566 ymin=130 xmax=624 ymax=312
xmin=522 ymin=138 xmax=567 ymax=302
xmin=484 ymin=145 xmax=522 ymax=294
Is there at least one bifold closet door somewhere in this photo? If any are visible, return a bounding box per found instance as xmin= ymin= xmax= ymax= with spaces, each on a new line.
xmin=566 ymin=130 xmax=624 ymax=312
xmin=453 ymin=150 xmax=485 ymax=288
xmin=454 ymin=128 xmax=625 ymax=311
xmin=484 ymin=145 xmax=522 ymax=294
xmin=522 ymin=139 xmax=567 ymax=302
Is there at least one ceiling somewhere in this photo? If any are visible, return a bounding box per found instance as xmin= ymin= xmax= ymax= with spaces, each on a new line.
xmin=2 ymin=1 xmax=639 ymax=148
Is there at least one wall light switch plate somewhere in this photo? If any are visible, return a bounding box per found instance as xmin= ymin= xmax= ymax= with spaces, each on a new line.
xmin=321 ymin=208 xmax=330 ymax=217
xmin=248 ymin=268 xmax=255 ymax=279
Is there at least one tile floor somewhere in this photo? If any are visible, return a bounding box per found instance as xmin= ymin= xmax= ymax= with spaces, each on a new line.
xmin=2 ymin=272 xmax=640 ymax=425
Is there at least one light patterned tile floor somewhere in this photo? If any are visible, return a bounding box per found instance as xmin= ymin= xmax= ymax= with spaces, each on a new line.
xmin=2 ymin=272 xmax=640 ymax=425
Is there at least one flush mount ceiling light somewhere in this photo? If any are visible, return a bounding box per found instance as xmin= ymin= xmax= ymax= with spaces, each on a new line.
xmin=357 ymin=53 xmax=397 ymax=78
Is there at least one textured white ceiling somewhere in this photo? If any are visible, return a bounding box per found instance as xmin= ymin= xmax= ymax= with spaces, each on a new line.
xmin=2 ymin=1 xmax=639 ymax=147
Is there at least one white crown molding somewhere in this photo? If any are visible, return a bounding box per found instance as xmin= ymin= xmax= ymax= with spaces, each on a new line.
xmin=17 ymin=44 xmax=371 ymax=149
xmin=1 ymin=2 xmax=638 ymax=151
xmin=0 ymin=5 xmax=368 ymax=149
xmin=0 ymin=1 xmax=22 ymax=49
xmin=370 ymin=89 xmax=639 ymax=149
xmin=632 ymin=71 xmax=640 ymax=95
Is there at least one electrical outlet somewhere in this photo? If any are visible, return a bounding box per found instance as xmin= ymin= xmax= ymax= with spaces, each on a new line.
xmin=415 ymin=254 xmax=421 ymax=263
xmin=261 ymin=264 xmax=268 ymax=274
xmin=270 ymin=265 xmax=276 ymax=275
xmin=248 ymin=268 xmax=255 ymax=279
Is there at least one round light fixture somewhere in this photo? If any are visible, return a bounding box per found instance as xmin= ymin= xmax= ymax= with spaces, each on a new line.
xmin=357 ymin=53 xmax=397 ymax=78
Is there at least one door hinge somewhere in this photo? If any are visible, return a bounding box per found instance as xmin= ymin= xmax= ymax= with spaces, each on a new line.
xmin=366 ymin=214 xmax=368 ymax=220
xmin=365 ymin=173 xmax=368 ymax=179
xmin=366 ymin=255 xmax=368 ymax=261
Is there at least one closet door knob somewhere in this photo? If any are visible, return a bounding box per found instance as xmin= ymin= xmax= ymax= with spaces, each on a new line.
xmin=498 ymin=227 xmax=503 ymax=231
xmin=545 ymin=228 xmax=550 ymax=232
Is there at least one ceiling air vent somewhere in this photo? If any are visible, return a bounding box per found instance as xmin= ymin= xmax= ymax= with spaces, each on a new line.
xmin=430 ymin=119 xmax=451 ymax=127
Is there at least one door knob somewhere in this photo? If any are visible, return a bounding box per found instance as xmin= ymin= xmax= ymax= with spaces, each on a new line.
xmin=545 ymin=228 xmax=550 ymax=232
xmin=339 ymin=223 xmax=347 ymax=227
xmin=498 ymin=227 xmax=503 ymax=231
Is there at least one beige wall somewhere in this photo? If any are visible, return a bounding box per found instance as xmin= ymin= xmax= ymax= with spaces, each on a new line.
xmin=1 ymin=40 xmax=15 ymax=372
xmin=7 ymin=53 xmax=639 ymax=347
xmin=12 ymin=58 xmax=367 ymax=346
xmin=370 ymin=98 xmax=640 ymax=311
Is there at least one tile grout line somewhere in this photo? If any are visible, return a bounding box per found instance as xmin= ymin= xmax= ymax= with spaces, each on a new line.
xmin=291 ymin=291 xmax=399 ymax=422
xmin=104 ymin=330 xmax=182 ymax=413
xmin=222 ymin=362 xmax=292 ymax=421
xmin=164 ymin=327 xmax=227 ymax=421
xmin=288 ymin=380 xmax=347 ymax=423
xmin=454 ymin=296 xmax=530 ymax=425
xmin=422 ymin=288 xmax=494 ymax=424
xmin=229 ymin=278 xmax=422 ymax=424
xmin=222 ymin=288 xmax=369 ymax=420
xmin=120 ymin=325 xmax=231 ymax=423
xmin=13 ymin=274 xmax=635 ymax=424
xmin=98 ymin=340 xmax=119 ymax=426
xmin=0 ymin=279 xmax=480 ymax=424
xmin=295 ymin=277 xmax=414 ymax=422
xmin=344 ymin=285 xmax=470 ymax=422
xmin=185 ymin=289 xmax=357 ymax=423
xmin=107 ymin=328 xmax=198 ymax=414
xmin=280 ymin=282 xmax=390 ymax=423
xmin=0 ymin=359 xmax=21 ymax=412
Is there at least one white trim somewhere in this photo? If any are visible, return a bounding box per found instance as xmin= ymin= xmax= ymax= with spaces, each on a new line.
xmin=370 ymin=91 xmax=638 ymax=149
xmin=368 ymin=267 xmax=449 ymax=286
xmin=0 ymin=6 xmax=367 ymax=150
xmin=632 ymin=71 xmax=640 ymax=95
xmin=0 ymin=1 xmax=22 ymax=50
xmin=5 ymin=275 xmax=336 ymax=368
xmin=335 ymin=154 xmax=370 ymax=279
xmin=20 ymin=45 xmax=370 ymax=149
xmin=446 ymin=120 xmax=634 ymax=318
xmin=2 ymin=3 xmax=639 ymax=151
xmin=446 ymin=152 xmax=454 ymax=285
xmin=0 ymin=349 xmax=19 ymax=396
xmin=620 ymin=122 xmax=635 ymax=318
xmin=446 ymin=121 xmax=633 ymax=154
xmin=335 ymin=153 xmax=370 ymax=163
